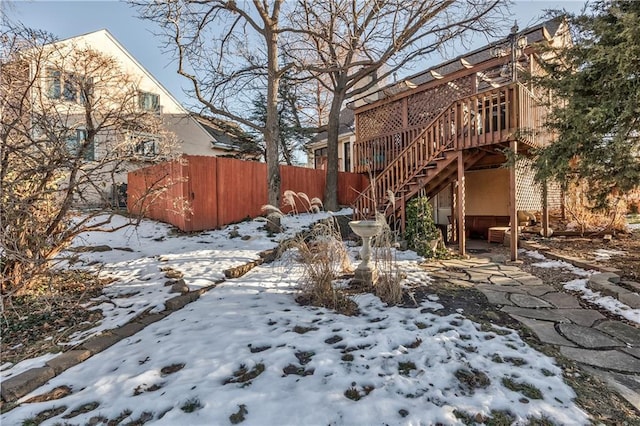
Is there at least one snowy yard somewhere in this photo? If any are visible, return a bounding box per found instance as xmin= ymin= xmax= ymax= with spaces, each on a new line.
xmin=1 ymin=213 xmax=591 ymax=425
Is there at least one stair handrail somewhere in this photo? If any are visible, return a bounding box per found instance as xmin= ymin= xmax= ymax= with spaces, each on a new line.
xmin=352 ymin=82 xmax=529 ymax=218
xmin=352 ymin=94 xmax=463 ymax=218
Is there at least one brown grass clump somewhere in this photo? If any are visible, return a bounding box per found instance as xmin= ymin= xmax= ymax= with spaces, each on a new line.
xmin=291 ymin=217 xmax=357 ymax=315
xmin=559 ymin=181 xmax=629 ymax=234
xmin=372 ymin=213 xmax=404 ymax=306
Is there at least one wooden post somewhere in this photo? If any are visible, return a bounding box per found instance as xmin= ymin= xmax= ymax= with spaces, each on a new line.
xmin=542 ymin=179 xmax=549 ymax=237
xmin=509 ymin=141 xmax=518 ymax=261
xmin=457 ymin=151 xmax=466 ymax=256
xmin=402 ymin=98 xmax=408 ymax=128
xmin=451 ymin=183 xmax=457 ymax=243
xmin=400 ymin=193 xmax=406 ymax=235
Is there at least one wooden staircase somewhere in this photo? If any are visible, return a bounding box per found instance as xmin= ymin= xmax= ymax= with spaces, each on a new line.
xmin=352 ymin=83 xmax=547 ymax=226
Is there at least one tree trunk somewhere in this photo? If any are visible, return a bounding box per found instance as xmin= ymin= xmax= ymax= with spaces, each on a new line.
xmin=324 ymin=92 xmax=345 ymax=211
xmin=265 ymin=25 xmax=281 ymax=231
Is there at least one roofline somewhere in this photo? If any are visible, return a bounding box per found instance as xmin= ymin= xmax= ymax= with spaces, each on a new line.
xmin=350 ymin=16 xmax=565 ymax=107
xmin=49 ymin=29 xmax=188 ymax=115
xmin=191 ymin=113 xmax=258 ymax=152
xmin=49 ymin=29 xmax=240 ymax=151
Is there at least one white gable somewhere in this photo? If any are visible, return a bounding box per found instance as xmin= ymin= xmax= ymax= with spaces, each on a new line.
xmin=53 ymin=29 xmax=185 ymax=114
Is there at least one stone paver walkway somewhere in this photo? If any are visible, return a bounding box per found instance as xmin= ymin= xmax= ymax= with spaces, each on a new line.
xmin=422 ymin=254 xmax=640 ymax=411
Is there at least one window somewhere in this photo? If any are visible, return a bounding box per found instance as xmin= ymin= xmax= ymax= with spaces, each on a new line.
xmin=138 ymin=91 xmax=160 ymax=113
xmin=314 ymin=147 xmax=327 ymax=169
xmin=134 ymin=139 xmax=159 ymax=157
xmin=63 ymin=73 xmax=77 ymax=102
xmin=47 ymin=69 xmax=61 ymax=99
xmin=66 ymin=129 xmax=94 ymax=161
xmin=344 ymin=142 xmax=351 ymax=172
xmin=47 ymin=69 xmax=91 ymax=104
xmin=129 ymin=133 xmax=160 ymax=159
xmin=79 ymin=76 xmax=93 ymax=104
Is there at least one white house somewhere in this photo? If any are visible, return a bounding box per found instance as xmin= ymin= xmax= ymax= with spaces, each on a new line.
xmin=32 ymin=29 xmax=252 ymax=206
xmin=54 ymin=29 xmax=249 ymax=157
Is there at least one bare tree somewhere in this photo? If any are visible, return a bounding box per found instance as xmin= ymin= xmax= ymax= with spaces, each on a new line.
xmin=134 ymin=0 xmax=292 ymax=220
xmin=286 ymin=0 xmax=504 ymax=210
xmin=0 ymin=24 xmax=178 ymax=296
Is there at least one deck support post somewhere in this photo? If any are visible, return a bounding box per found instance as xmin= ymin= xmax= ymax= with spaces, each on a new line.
xmin=451 ymin=183 xmax=457 ymax=243
xmin=542 ymin=179 xmax=549 ymax=237
xmin=509 ymin=141 xmax=518 ymax=261
xmin=456 ymin=151 xmax=466 ymax=256
xmin=400 ymin=193 xmax=406 ymax=235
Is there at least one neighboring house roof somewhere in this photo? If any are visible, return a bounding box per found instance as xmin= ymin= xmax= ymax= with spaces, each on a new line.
xmin=349 ymin=17 xmax=565 ymax=106
xmin=310 ymin=108 xmax=355 ymax=144
xmin=193 ymin=114 xmax=262 ymax=157
xmin=52 ymin=29 xmax=188 ymax=115
xmin=46 ymin=29 xmax=250 ymax=157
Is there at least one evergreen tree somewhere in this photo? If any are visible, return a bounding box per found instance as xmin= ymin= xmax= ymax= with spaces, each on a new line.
xmin=250 ymin=69 xmax=311 ymax=165
xmin=533 ymin=1 xmax=640 ymax=209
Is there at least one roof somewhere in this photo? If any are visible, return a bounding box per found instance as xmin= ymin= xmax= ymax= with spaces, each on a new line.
xmin=50 ymin=29 xmax=189 ymax=116
xmin=193 ymin=114 xmax=262 ymax=155
xmin=349 ymin=17 xmax=565 ymax=107
xmin=310 ymin=108 xmax=355 ymax=143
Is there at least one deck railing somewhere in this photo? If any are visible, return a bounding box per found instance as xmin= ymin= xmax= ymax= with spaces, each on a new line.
xmin=352 ymin=83 xmax=549 ymax=219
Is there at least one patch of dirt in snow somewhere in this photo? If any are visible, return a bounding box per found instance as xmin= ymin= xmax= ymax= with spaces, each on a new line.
xmin=538 ymin=230 xmax=640 ymax=282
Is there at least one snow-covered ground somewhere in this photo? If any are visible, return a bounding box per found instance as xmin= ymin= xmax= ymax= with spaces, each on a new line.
xmin=2 ymin=211 xmax=340 ymax=381
xmin=1 ymin=214 xmax=591 ymax=425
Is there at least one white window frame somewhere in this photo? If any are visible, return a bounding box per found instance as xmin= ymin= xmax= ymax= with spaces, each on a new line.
xmin=128 ymin=131 xmax=161 ymax=159
xmin=138 ymin=91 xmax=160 ymax=113
xmin=66 ymin=128 xmax=94 ymax=161
xmin=46 ymin=68 xmax=91 ymax=105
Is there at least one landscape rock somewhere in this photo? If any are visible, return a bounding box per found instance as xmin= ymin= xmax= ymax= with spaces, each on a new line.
xmin=595 ymin=321 xmax=640 ymax=346
xmin=81 ymin=333 xmax=121 ymax=354
xmin=171 ymin=281 xmax=190 ymax=294
xmin=540 ymin=292 xmax=582 ymax=309
xmin=522 ymin=285 xmax=555 ymax=297
xmin=501 ymin=306 xmax=569 ymax=323
xmin=165 ymin=292 xmax=200 ymax=311
xmin=164 ymin=269 xmax=184 ymax=279
xmin=136 ymin=312 xmax=167 ymax=326
xmin=510 ymin=294 xmax=554 ymax=309
xmin=618 ymin=291 xmax=640 ymax=309
xmin=510 ymin=315 xmax=576 ymax=347
xmin=559 ymin=347 xmax=640 ymax=374
xmin=1 ymin=367 xmax=55 ymax=402
xmin=112 ymin=322 xmax=146 ymax=338
xmin=480 ymin=289 xmax=513 ymax=306
xmin=558 ymin=323 xmax=624 ymax=349
xmin=46 ymin=350 xmax=91 ymax=374
xmin=555 ymin=309 xmax=606 ymax=327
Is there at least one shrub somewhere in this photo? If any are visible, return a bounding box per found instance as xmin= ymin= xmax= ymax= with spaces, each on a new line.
xmin=404 ymin=197 xmax=443 ymax=258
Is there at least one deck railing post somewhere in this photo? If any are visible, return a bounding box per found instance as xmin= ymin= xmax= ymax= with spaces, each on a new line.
xmin=509 ymin=140 xmax=518 ymax=261
xmin=457 ymin=150 xmax=466 ymax=257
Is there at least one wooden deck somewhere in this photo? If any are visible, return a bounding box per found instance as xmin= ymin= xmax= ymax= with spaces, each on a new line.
xmin=352 ymin=83 xmax=550 ymax=223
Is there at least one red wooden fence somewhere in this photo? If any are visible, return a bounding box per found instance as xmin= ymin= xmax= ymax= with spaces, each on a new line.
xmin=128 ymin=155 xmax=368 ymax=232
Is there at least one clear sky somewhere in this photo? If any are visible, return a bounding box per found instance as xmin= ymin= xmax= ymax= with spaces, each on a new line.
xmin=4 ymin=0 xmax=588 ymax=109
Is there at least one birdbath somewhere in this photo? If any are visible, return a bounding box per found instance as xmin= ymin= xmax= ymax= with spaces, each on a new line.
xmin=349 ymin=220 xmax=382 ymax=286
